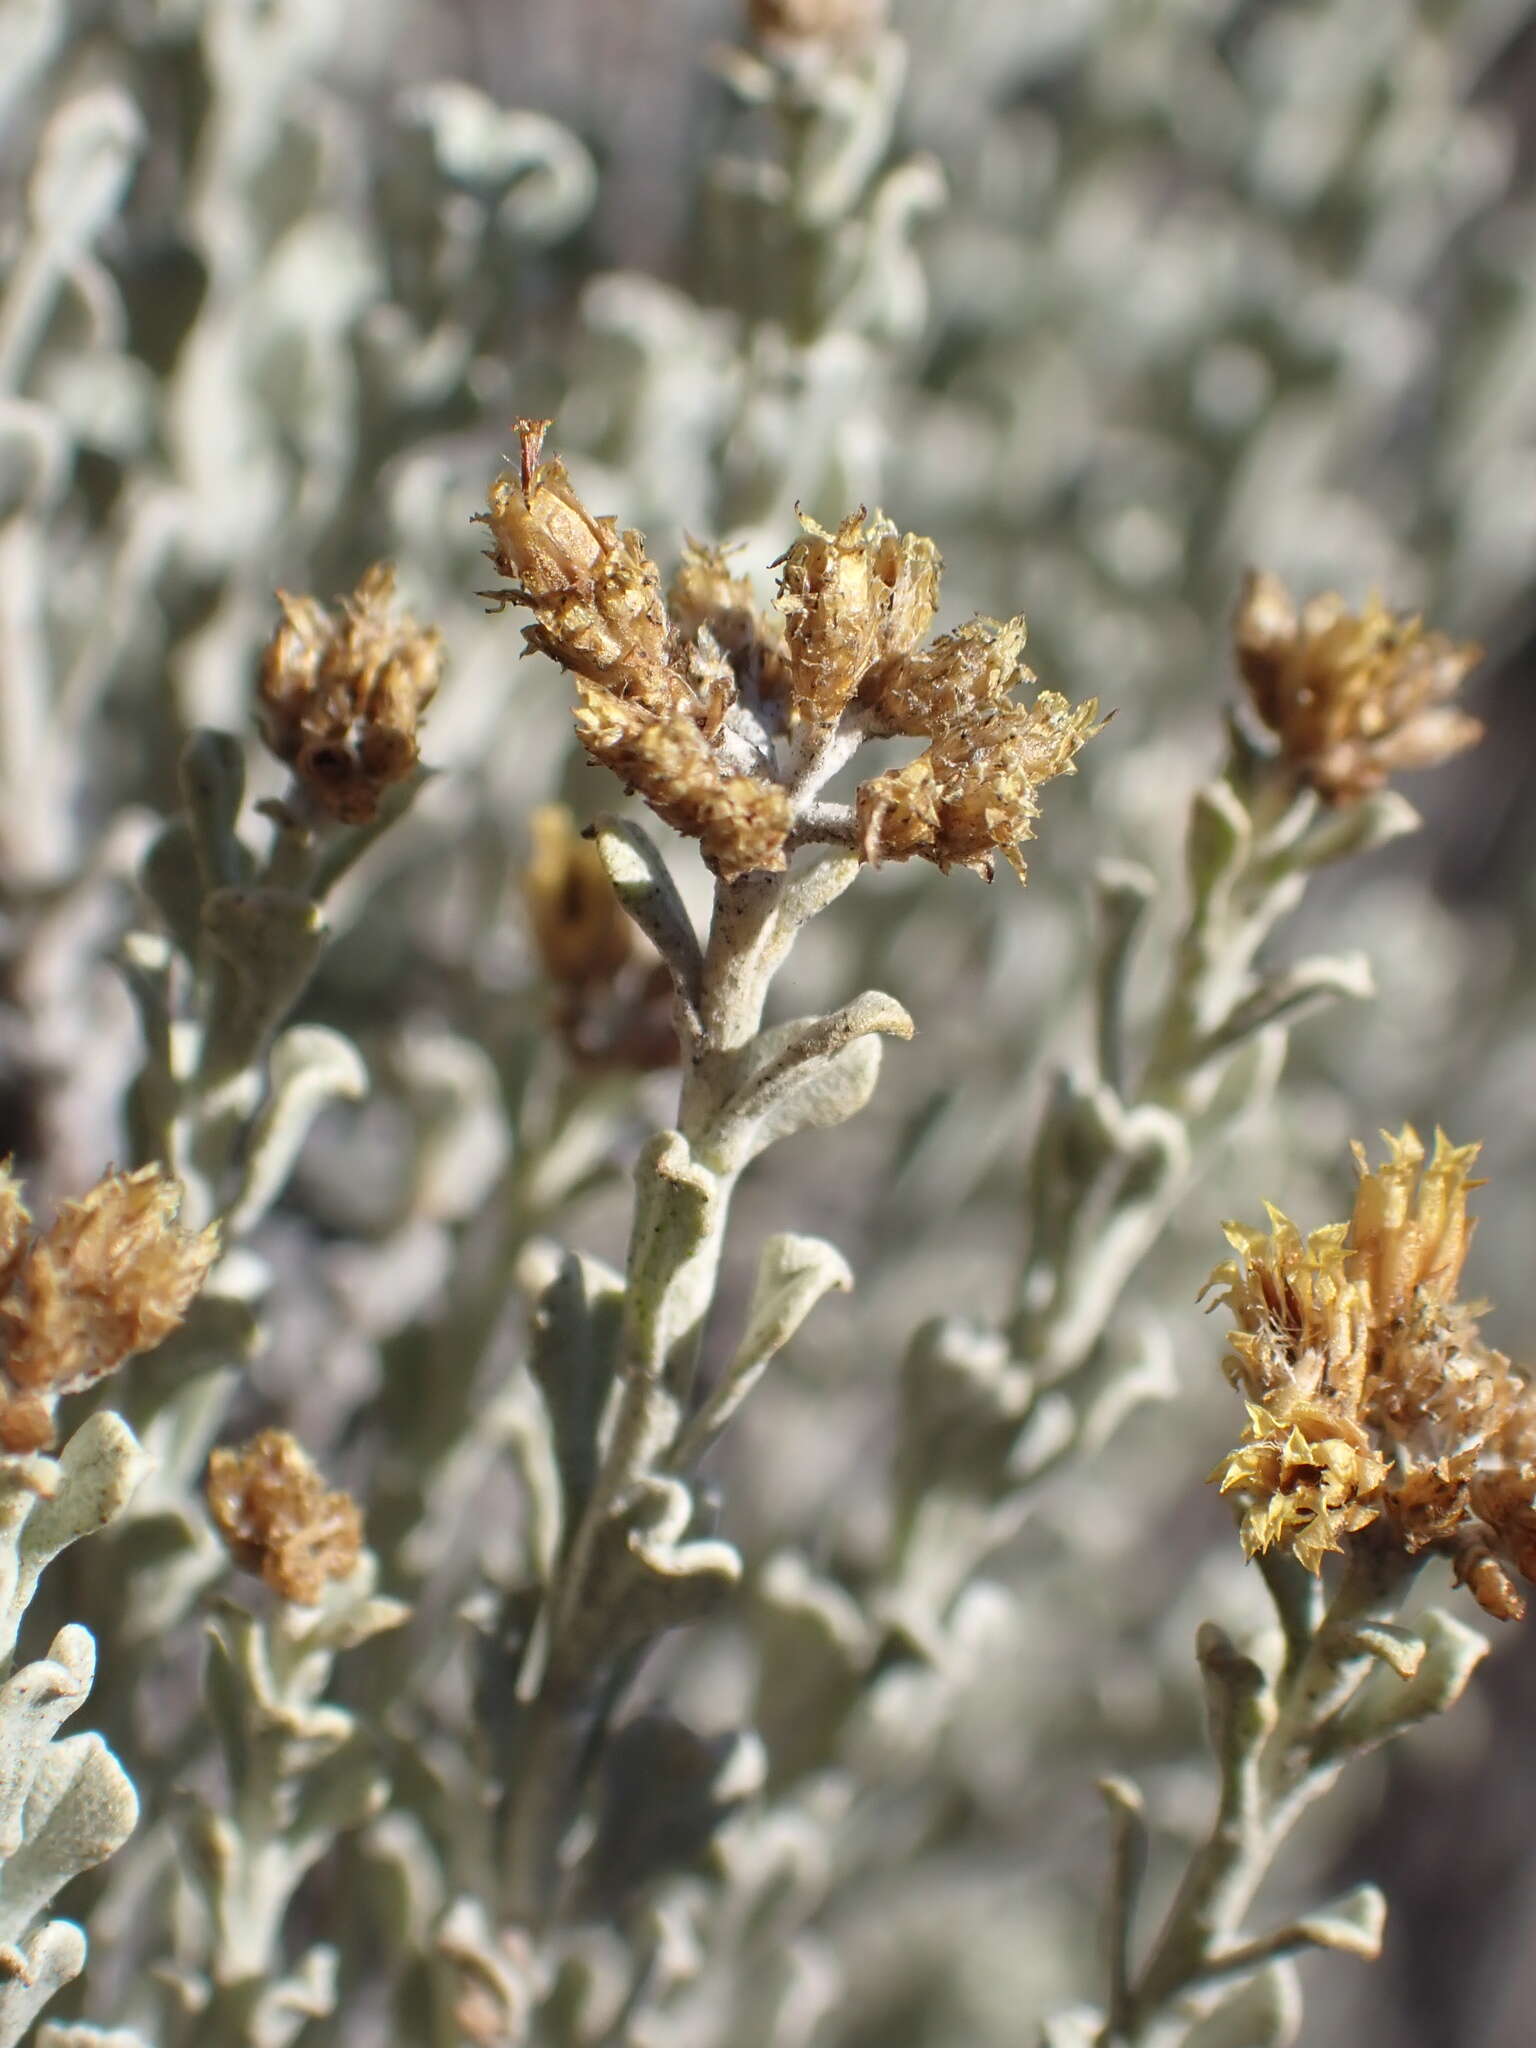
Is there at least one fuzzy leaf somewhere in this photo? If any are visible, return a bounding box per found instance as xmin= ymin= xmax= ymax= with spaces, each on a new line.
xmin=673 ymin=1233 xmax=852 ymax=1465
xmin=1187 ymin=778 xmax=1251 ymax=912
xmin=0 ymin=1732 xmax=137 ymax=1946
xmin=28 ymin=88 xmax=143 ymax=251
xmin=226 ymin=1025 xmax=369 ymax=1234
xmin=529 ymin=1252 xmax=625 ymax=1540
xmin=199 ymin=887 xmax=327 ymax=1080
xmin=0 ymin=1920 xmax=86 ymax=2048
xmin=708 ymin=992 xmax=913 ymax=1168
xmin=179 ymin=730 xmax=252 ymax=893
xmin=592 ymin=813 xmax=703 ymax=1019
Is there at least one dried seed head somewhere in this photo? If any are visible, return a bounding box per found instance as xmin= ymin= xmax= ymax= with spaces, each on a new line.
xmin=861 ymin=615 xmax=1031 ymax=737
xmin=0 ymin=1164 xmax=218 ymax=1452
xmin=258 ymin=564 xmax=443 ymax=825
xmin=1234 ymin=570 xmax=1483 ymax=805
xmin=206 ymin=1428 xmax=363 ymax=1606
xmin=573 ymin=693 xmax=791 ymax=884
xmin=1208 ymin=1128 xmax=1536 ymax=1618
xmin=481 ymin=428 xmax=792 ymax=880
xmin=776 ymin=511 xmax=940 ymax=728
xmin=855 ymin=692 xmax=1100 ymax=879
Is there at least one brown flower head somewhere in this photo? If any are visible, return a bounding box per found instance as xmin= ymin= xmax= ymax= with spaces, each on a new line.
xmin=480 ymin=425 xmax=1099 ymax=886
xmin=748 ymin=0 xmax=888 ymax=52
xmin=1234 ymin=570 xmax=1483 ymax=805
xmin=860 ymin=615 xmax=1031 ymax=738
xmin=0 ymin=1164 xmax=218 ymax=1453
xmin=480 ymin=424 xmax=792 ymax=883
xmin=522 ymin=806 xmax=677 ymax=1070
xmin=258 ymin=564 xmax=442 ymax=825
xmin=1209 ymin=1128 xmax=1536 ymax=1619
xmin=775 ymin=511 xmax=941 ymax=729
xmin=855 ymin=691 xmax=1100 ymax=880
xmin=206 ymin=1428 xmax=363 ymax=1605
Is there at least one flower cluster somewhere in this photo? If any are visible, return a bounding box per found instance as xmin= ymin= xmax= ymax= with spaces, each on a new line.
xmin=523 ymin=805 xmax=678 ymax=1070
xmin=258 ymin=563 xmax=444 ymax=825
xmin=0 ymin=1164 xmax=218 ymax=1453
xmin=1207 ymin=1129 xmax=1536 ymax=1619
xmin=479 ymin=422 xmax=1099 ymax=882
xmin=206 ymin=1428 xmax=364 ymax=1606
xmin=1234 ymin=571 xmax=1483 ymax=805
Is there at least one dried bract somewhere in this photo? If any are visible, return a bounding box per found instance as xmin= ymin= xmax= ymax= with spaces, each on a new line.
xmin=1208 ymin=1129 xmax=1536 ymax=1618
xmin=258 ymin=564 xmax=444 ymax=825
xmin=0 ymin=1165 xmax=218 ymax=1453
xmin=206 ymin=1428 xmax=364 ymax=1606
xmin=1234 ymin=570 xmax=1483 ymax=805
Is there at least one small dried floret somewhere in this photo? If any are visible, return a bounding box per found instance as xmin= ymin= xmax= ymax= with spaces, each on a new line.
xmin=1208 ymin=1127 xmax=1536 ymax=1619
xmin=776 ymin=511 xmax=940 ymax=728
xmin=855 ymin=691 xmax=1100 ymax=879
xmin=258 ymin=564 xmax=443 ymax=825
xmin=1234 ymin=570 xmax=1483 ymax=805
xmin=575 ymin=693 xmax=791 ymax=883
xmin=1216 ymin=1394 xmax=1387 ymax=1574
xmin=0 ymin=1164 xmax=218 ymax=1452
xmin=861 ymin=615 xmax=1031 ymax=737
xmin=206 ymin=1428 xmax=363 ymax=1606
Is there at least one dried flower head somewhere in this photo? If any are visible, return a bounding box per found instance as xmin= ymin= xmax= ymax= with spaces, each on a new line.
xmin=775 ymin=511 xmax=940 ymax=728
xmin=259 ymin=563 xmax=443 ymax=824
xmin=522 ymin=806 xmax=677 ymax=1070
xmin=479 ymin=423 xmax=1098 ymax=886
xmin=479 ymin=422 xmax=791 ymax=883
xmin=1208 ymin=1128 xmax=1536 ymax=1618
xmin=1234 ymin=570 xmax=1483 ymax=805
xmin=0 ymin=1164 xmax=218 ymax=1453
xmin=206 ymin=1428 xmax=363 ymax=1606
xmin=855 ymin=693 xmax=1101 ymax=879
xmin=748 ymin=0 xmax=888 ymax=52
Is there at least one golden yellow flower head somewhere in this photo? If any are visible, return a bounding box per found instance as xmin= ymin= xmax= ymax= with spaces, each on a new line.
xmin=258 ymin=564 xmax=443 ymax=825
xmin=1234 ymin=570 xmax=1483 ymax=805
xmin=1208 ymin=1128 xmax=1536 ymax=1620
xmin=0 ymin=1164 xmax=218 ymax=1453
xmin=1215 ymin=1393 xmax=1387 ymax=1575
xmin=206 ymin=1428 xmax=363 ymax=1606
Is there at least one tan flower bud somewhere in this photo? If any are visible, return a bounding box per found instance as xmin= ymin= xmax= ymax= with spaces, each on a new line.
xmin=862 ymin=615 xmax=1030 ymax=737
xmin=206 ymin=1427 xmax=364 ymax=1606
xmin=776 ymin=512 xmax=940 ymax=727
xmin=478 ymin=419 xmax=610 ymax=597
xmin=855 ymin=691 xmax=1099 ymax=878
xmin=1234 ymin=570 xmax=1483 ymax=804
xmin=522 ymin=807 xmax=679 ymax=1070
xmin=258 ymin=564 xmax=443 ymax=825
xmin=0 ymin=1164 xmax=218 ymax=1449
xmin=748 ymin=0 xmax=888 ymax=52
xmin=574 ymin=692 xmax=791 ymax=884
